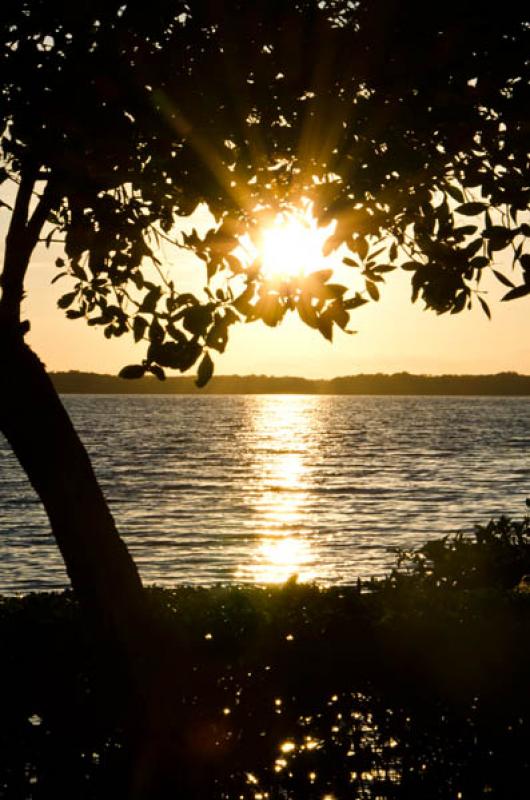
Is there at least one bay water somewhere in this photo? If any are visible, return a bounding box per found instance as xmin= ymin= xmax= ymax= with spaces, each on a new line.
xmin=1 ymin=394 xmax=529 ymax=592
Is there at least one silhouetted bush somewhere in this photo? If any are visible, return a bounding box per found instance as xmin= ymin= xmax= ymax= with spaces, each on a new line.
xmin=2 ymin=516 xmax=530 ymax=798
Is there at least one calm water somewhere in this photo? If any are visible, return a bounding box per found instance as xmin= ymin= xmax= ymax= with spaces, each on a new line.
xmin=1 ymin=394 xmax=529 ymax=593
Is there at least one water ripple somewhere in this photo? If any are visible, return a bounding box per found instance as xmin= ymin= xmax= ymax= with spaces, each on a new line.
xmin=0 ymin=394 xmax=529 ymax=591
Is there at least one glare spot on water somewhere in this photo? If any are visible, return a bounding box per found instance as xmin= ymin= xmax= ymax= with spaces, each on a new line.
xmin=236 ymin=396 xmax=322 ymax=584
xmin=249 ymin=537 xmax=316 ymax=584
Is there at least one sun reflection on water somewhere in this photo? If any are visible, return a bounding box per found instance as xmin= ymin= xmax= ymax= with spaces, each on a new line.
xmin=253 ymin=536 xmax=317 ymax=584
xmin=236 ymin=396 xmax=322 ymax=584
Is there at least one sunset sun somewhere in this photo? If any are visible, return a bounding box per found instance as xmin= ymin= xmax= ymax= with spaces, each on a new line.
xmin=256 ymin=204 xmax=335 ymax=280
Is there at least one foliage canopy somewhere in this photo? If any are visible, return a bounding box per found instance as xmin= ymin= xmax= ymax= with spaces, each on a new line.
xmin=1 ymin=1 xmax=529 ymax=381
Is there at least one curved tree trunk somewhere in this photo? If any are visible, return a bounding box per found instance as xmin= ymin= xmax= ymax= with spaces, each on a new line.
xmin=0 ymin=171 xmax=165 ymax=795
xmin=0 ymin=325 xmax=145 ymax=637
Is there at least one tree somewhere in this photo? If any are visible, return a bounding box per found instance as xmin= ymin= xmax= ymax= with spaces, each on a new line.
xmin=1 ymin=0 xmax=529 ymax=635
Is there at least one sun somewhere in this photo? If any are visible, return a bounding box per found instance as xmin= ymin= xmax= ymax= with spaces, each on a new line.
xmin=256 ymin=203 xmax=335 ymax=281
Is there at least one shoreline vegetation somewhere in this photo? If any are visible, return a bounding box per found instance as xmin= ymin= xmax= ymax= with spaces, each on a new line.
xmin=3 ymin=516 xmax=530 ymax=797
xmin=51 ymin=370 xmax=530 ymax=396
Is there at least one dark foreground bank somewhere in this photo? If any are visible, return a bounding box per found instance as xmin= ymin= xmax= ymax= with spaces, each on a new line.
xmin=3 ymin=516 xmax=530 ymax=799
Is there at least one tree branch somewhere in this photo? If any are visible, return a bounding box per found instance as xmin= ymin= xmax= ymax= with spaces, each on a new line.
xmin=0 ymin=170 xmax=60 ymax=326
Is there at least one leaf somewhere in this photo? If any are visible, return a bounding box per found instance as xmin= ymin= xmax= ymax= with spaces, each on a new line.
xmin=344 ymin=293 xmax=368 ymax=310
xmin=175 ymin=293 xmax=199 ymax=307
xmin=309 ymin=269 xmax=333 ymax=284
xmin=365 ymin=280 xmax=379 ymax=301
xmin=297 ymin=294 xmax=318 ymax=328
xmin=182 ymin=305 xmax=213 ymax=336
xmin=149 ymin=317 xmax=164 ymax=343
xmin=389 ymin=242 xmax=398 ymax=262
xmin=519 ymin=254 xmax=530 ymax=272
xmin=502 ymin=284 xmax=530 ymax=302
xmin=401 ymin=261 xmax=418 ymax=271
xmin=351 ymin=237 xmax=368 ymax=261
xmin=150 ymin=341 xmax=201 ymax=371
xmin=196 ymin=352 xmax=214 ymax=387
xmin=233 ymin=285 xmax=254 ymax=314
xmin=343 ymin=256 xmax=359 ymax=267
xmin=450 ymin=291 xmax=467 ymax=314
xmin=71 ymin=263 xmax=87 ymax=281
xmin=477 ymin=296 xmax=491 ymax=319
xmin=492 ymin=270 xmax=515 ymax=288
xmin=316 ymin=315 xmax=333 ymax=341
xmin=445 ymin=184 xmax=465 ymax=203
xmin=469 ymin=257 xmax=489 ymax=269
xmin=133 ymin=316 xmax=148 ymax=343
xmin=256 ymin=294 xmax=283 ymax=327
xmin=464 ymin=239 xmax=482 ymax=258
xmin=328 ymin=300 xmax=349 ymax=329
xmin=484 ymin=226 xmax=514 ymax=251
xmin=149 ymin=365 xmax=166 ymax=381
xmin=131 ymin=271 xmax=144 ymax=290
xmin=139 ymin=287 xmax=161 ymax=313
xmin=455 ymin=202 xmax=488 ymax=216
xmin=454 ymin=225 xmax=477 ymax=236
xmin=119 ymin=364 xmax=146 ymax=379
xmin=57 ymin=292 xmax=77 ymax=309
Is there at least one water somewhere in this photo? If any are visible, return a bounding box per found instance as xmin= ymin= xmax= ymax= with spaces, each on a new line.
xmin=1 ymin=394 xmax=529 ymax=593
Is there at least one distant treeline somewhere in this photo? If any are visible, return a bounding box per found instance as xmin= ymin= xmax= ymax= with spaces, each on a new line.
xmin=51 ymin=370 xmax=530 ymax=395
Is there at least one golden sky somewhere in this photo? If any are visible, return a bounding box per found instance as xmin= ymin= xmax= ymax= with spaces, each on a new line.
xmin=2 ymin=203 xmax=529 ymax=377
xmin=24 ymin=249 xmax=530 ymax=378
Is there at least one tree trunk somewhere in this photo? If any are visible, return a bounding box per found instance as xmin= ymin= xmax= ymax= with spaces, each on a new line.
xmin=0 ymin=325 xmax=146 ymax=638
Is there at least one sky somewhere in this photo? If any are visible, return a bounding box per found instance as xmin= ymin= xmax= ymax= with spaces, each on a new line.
xmin=2 ymin=202 xmax=530 ymax=378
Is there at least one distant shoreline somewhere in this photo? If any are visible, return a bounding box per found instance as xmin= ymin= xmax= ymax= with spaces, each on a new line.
xmin=51 ymin=371 xmax=530 ymax=396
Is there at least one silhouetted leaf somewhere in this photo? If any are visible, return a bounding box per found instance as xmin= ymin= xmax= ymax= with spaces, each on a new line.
xmin=317 ymin=315 xmax=333 ymax=341
xmin=196 ymin=352 xmax=214 ymax=387
xmin=297 ymin=294 xmax=318 ymax=328
xmin=344 ymin=294 xmax=368 ymax=310
xmin=57 ymin=292 xmax=77 ymax=309
xmin=478 ymin=296 xmax=491 ymax=319
xmin=149 ymin=365 xmax=166 ymax=381
xmin=445 ymin=185 xmax=465 ymax=203
xmin=139 ymin=287 xmax=161 ymax=313
xmin=519 ymin=254 xmax=530 ymax=272
xmin=365 ymin=280 xmax=379 ymax=301
xmin=351 ymin=237 xmax=368 ymax=260
xmin=149 ymin=318 xmax=164 ymax=343
xmin=182 ymin=305 xmax=213 ymax=336
xmin=455 ymin=202 xmax=488 ymax=216
xmin=464 ymin=239 xmax=482 ymax=258
xmin=502 ymin=285 xmax=530 ymax=301
xmin=470 ymin=257 xmax=489 ymax=269
xmin=451 ymin=291 xmax=467 ymax=314
xmin=133 ymin=317 xmax=148 ymax=343
xmin=492 ymin=270 xmax=515 ymax=288
xmin=256 ymin=294 xmax=283 ymax=327
xmin=119 ymin=364 xmax=146 ymax=379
